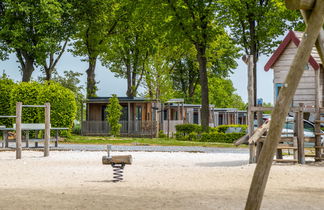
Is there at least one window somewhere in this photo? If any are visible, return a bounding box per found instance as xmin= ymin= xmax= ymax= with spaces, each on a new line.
xmin=136 ymin=106 xmax=142 ymax=121
xmin=275 ymin=83 xmax=283 ymax=100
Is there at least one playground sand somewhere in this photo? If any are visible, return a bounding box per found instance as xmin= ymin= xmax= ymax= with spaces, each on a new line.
xmin=0 ymin=151 xmax=323 ymax=209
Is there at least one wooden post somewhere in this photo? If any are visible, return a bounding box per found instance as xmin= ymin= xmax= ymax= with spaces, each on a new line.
xmin=16 ymin=102 xmax=22 ymax=159
xmin=128 ymin=102 xmax=131 ymax=134
xmin=167 ymin=104 xmax=170 ymax=138
xmin=245 ymin=2 xmax=324 ymax=209
xmin=80 ymin=101 xmax=83 ymax=136
xmin=246 ymin=55 xmax=256 ymax=164
xmin=44 ymin=103 xmax=50 ymax=157
xmin=256 ymin=104 xmax=263 ymax=162
xmin=314 ymin=66 xmax=321 ymax=161
xmin=25 ymin=130 xmax=29 ymax=148
xmin=297 ymin=103 xmax=305 ymax=164
xmin=301 ymin=9 xmax=324 ymax=162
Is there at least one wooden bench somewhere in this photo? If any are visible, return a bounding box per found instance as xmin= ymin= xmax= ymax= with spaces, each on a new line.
xmin=0 ymin=124 xmax=69 ymax=148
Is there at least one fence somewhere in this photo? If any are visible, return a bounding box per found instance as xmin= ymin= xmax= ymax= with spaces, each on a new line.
xmin=81 ymin=120 xmax=157 ymax=137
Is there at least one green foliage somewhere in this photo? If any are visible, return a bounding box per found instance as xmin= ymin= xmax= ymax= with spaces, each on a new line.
xmin=185 ymin=76 xmax=246 ymax=110
xmin=175 ymin=123 xmax=246 ymax=143
xmin=106 ymin=95 xmax=122 ymax=137
xmin=10 ymin=82 xmax=41 ymax=123
xmin=218 ymin=0 xmax=301 ymax=56
xmin=9 ymin=81 xmax=77 ymax=136
xmin=0 ymin=74 xmax=15 ymax=127
xmin=38 ymin=82 xmax=77 ymax=135
xmin=0 ymin=0 xmax=72 ymax=80
xmin=158 ymin=130 xmax=167 ymax=138
xmin=215 ymin=125 xmax=247 ymax=133
xmin=200 ymin=132 xmax=245 ymax=143
xmin=175 ymin=124 xmax=202 ymax=135
xmin=51 ymin=71 xmax=84 ymax=121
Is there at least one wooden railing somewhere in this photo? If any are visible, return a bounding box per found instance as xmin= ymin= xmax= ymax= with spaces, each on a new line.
xmin=81 ymin=120 xmax=157 ymax=137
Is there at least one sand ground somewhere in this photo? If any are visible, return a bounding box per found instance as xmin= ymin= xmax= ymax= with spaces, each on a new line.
xmin=0 ymin=151 xmax=323 ymax=210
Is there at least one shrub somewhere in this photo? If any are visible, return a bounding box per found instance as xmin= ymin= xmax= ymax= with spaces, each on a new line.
xmin=106 ymin=94 xmax=122 ymax=137
xmin=158 ymin=130 xmax=167 ymax=138
xmin=38 ymin=82 xmax=77 ymax=136
xmin=10 ymin=82 xmax=41 ymax=123
xmin=201 ymin=132 xmax=245 ymax=143
xmin=188 ymin=132 xmax=198 ymax=141
xmin=10 ymin=81 xmax=77 ymax=136
xmin=215 ymin=124 xmax=247 ymax=133
xmin=0 ymin=75 xmax=15 ymax=127
xmin=175 ymin=124 xmax=202 ymax=135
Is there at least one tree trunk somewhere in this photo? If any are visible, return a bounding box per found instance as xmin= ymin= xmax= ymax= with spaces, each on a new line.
xmin=126 ymin=63 xmax=133 ymax=97
xmin=249 ymin=18 xmax=258 ymax=105
xmin=22 ymin=59 xmax=34 ymax=82
xmin=195 ymin=43 xmax=209 ymax=131
xmin=86 ymin=57 xmax=97 ymax=98
xmin=44 ymin=67 xmax=53 ymax=81
xmin=16 ymin=50 xmax=35 ymax=82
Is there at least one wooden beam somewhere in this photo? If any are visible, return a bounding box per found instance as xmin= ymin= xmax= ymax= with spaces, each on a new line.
xmin=44 ymin=103 xmax=50 ymax=157
xmin=15 ymin=102 xmax=22 ymax=159
xmin=102 ymin=155 xmax=132 ymax=165
xmin=297 ymin=103 xmax=305 ymax=164
xmin=285 ymin=0 xmax=315 ymax=10
xmin=245 ymin=2 xmax=324 ymax=209
xmin=248 ymin=121 xmax=270 ymax=144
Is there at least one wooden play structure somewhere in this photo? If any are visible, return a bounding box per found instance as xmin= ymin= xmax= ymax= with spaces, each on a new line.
xmin=102 ymin=145 xmax=132 ymax=182
xmin=245 ymin=0 xmax=324 ymax=209
xmin=0 ymin=102 xmax=51 ymax=159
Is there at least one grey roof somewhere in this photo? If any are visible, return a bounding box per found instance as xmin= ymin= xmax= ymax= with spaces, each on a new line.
xmin=86 ymin=97 xmax=153 ymax=103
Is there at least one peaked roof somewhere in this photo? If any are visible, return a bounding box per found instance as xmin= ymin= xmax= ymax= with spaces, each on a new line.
xmin=264 ymin=30 xmax=321 ymax=71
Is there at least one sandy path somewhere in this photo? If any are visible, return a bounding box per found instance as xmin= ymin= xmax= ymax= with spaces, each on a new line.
xmin=0 ymin=151 xmax=323 ymax=209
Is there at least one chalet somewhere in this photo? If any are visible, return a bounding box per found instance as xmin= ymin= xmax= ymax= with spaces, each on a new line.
xmin=81 ymin=97 xmax=158 ymax=137
xmin=161 ymin=100 xmax=247 ymax=135
xmin=264 ymin=30 xmax=323 ymax=107
xmin=81 ymin=96 xmax=247 ymax=137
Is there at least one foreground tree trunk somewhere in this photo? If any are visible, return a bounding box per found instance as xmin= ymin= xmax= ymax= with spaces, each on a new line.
xmin=86 ymin=57 xmax=97 ymax=98
xmin=195 ymin=43 xmax=209 ymax=131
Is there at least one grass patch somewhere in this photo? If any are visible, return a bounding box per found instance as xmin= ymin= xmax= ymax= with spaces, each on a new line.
xmin=63 ymin=135 xmax=247 ymax=148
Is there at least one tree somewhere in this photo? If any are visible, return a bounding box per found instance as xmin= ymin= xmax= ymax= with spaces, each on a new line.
xmin=105 ymin=95 xmax=122 ymax=137
xmin=218 ymin=0 xmax=300 ymax=104
xmin=0 ymin=73 xmax=15 ymax=127
xmin=71 ymin=0 xmax=131 ymax=98
xmin=162 ymin=0 xmax=237 ymax=131
xmin=0 ymin=0 xmax=70 ymax=81
xmin=41 ymin=0 xmax=76 ymax=81
xmin=48 ymin=71 xmax=84 ymax=121
xmin=101 ymin=0 xmax=157 ymax=98
xmin=179 ymin=76 xmax=246 ymax=110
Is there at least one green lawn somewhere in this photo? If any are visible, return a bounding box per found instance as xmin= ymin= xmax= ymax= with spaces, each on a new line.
xmin=63 ymin=135 xmax=247 ymax=148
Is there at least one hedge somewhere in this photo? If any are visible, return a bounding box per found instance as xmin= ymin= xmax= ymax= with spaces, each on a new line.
xmin=8 ymin=81 xmax=77 ymax=136
xmin=200 ymin=132 xmax=245 ymax=143
xmin=175 ymin=123 xmax=246 ymax=143
xmin=214 ymin=124 xmax=247 ymax=133
xmin=38 ymin=82 xmax=77 ymax=134
xmin=10 ymin=82 xmax=41 ymax=123
xmin=0 ymin=76 xmax=15 ymax=127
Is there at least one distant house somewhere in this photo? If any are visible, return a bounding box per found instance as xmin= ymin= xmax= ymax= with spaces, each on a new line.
xmin=81 ymin=96 xmax=247 ymax=137
xmin=82 ymin=97 xmax=158 ymax=137
xmin=264 ymin=30 xmax=323 ymax=107
xmin=161 ymin=99 xmax=247 ymax=135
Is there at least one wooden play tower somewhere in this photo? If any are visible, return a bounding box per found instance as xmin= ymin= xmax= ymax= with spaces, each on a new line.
xmin=245 ymin=0 xmax=324 ymax=209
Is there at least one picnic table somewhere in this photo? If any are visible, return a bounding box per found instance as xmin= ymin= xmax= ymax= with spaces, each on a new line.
xmin=0 ymin=124 xmax=69 ymax=148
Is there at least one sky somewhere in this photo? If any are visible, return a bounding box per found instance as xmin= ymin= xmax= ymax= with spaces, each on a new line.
xmin=0 ymin=51 xmax=274 ymax=104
